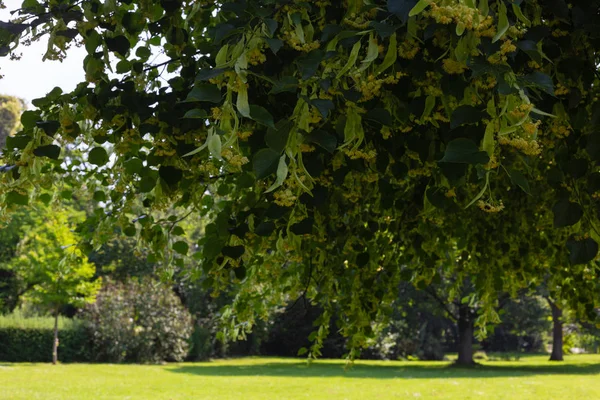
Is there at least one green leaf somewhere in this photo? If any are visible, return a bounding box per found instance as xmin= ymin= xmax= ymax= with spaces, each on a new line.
xmin=89 ymin=147 xmax=109 ymax=166
xmin=93 ymin=191 xmax=107 ymax=202
xmin=359 ymin=33 xmax=379 ymax=71
xmin=5 ymin=191 xmax=28 ymax=206
xmin=123 ymin=225 xmax=137 ymax=237
xmin=185 ymin=84 xmax=222 ymax=103
xmin=512 ymin=3 xmax=531 ymax=26
xmin=208 ymin=134 xmax=223 ymax=161
xmin=375 ymin=34 xmax=397 ymax=76
xmin=553 ymin=200 xmax=583 ymax=228
xmin=440 ymin=138 xmax=490 ymax=164
xmin=236 ymin=85 xmax=250 ymax=118
xmin=482 ymin=122 xmax=495 ymax=157
xmin=508 ymin=169 xmax=531 ymax=195
xmin=173 ymin=241 xmax=189 ymax=255
xmin=255 ymin=221 xmax=276 ymax=236
xmin=139 ymin=176 xmax=156 ymax=193
xmin=408 ymin=0 xmax=431 ymax=17
xmin=124 ymin=158 xmax=143 ymax=174
xmin=265 ymin=155 xmax=288 ymax=193
xmin=336 ymin=40 xmax=361 ymax=79
xmin=183 ymin=109 xmax=209 ymax=119
xmin=253 ymin=148 xmax=280 ymax=179
xmin=492 ymin=2 xmax=509 ymax=43
xmin=567 ymin=237 xmax=598 ymax=265
xmin=297 ymin=347 xmax=308 ymax=356
xmin=38 ymin=193 xmax=52 ymax=205
xmin=249 ymin=105 xmax=275 ymax=128
xmin=33 ymin=144 xmax=61 ymax=160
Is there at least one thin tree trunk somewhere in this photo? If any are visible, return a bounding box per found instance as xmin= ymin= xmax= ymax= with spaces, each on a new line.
xmin=52 ymin=308 xmax=59 ymax=365
xmin=456 ymin=304 xmax=475 ymax=366
xmin=547 ymin=299 xmax=564 ymax=361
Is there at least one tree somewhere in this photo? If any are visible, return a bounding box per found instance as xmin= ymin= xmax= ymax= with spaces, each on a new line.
xmin=0 ymin=94 xmax=24 ymax=150
xmin=1 ymin=0 xmax=600 ymax=360
xmin=5 ymin=208 xmax=101 ymax=364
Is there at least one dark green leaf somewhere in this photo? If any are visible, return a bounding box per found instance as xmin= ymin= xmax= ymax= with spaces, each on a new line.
xmin=567 ymin=237 xmax=598 ymax=265
xmin=365 ymin=108 xmax=393 ymax=126
xmin=311 ymin=99 xmax=335 ymax=118
xmin=93 ymin=191 xmax=107 ymax=202
xmin=508 ymin=169 xmax=531 ymax=195
xmin=159 ymin=166 xmax=183 ymax=186
xmin=553 ymin=200 xmax=583 ymax=228
xmin=255 ymin=221 xmax=276 ymax=236
xmin=265 ymin=38 xmax=284 ymax=54
xmin=139 ymin=176 xmax=156 ymax=193
xmin=124 ymin=158 xmax=143 ymax=174
xmin=270 ymin=76 xmax=298 ymax=94
xmin=450 ymin=106 xmax=485 ymax=129
xmin=296 ymin=50 xmax=324 ymax=80
xmin=253 ymin=148 xmax=280 ymax=179
xmin=185 ymin=84 xmax=222 ymax=103
xmin=522 ymin=72 xmax=554 ymax=96
xmin=222 ymin=245 xmax=245 ymax=259
xmin=439 ymin=139 xmax=490 ymax=164
xmin=36 ymin=120 xmax=60 ymax=135
xmin=306 ymin=130 xmax=337 ymax=153
xmin=249 ymin=105 xmax=275 ymax=128
xmin=105 ymin=35 xmax=131 ymax=57
xmin=196 ymin=68 xmax=228 ymax=82
xmin=173 ymin=241 xmax=189 ymax=255
xmin=89 ymin=146 xmax=109 ymax=166
xmin=33 ymin=144 xmax=61 ymax=160
xmin=387 ymin=0 xmax=418 ymax=23
xmin=183 ymin=109 xmax=208 ymax=119
xmin=5 ymin=191 xmax=28 ymax=206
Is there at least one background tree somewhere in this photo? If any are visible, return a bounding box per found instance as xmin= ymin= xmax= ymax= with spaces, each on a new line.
xmin=5 ymin=207 xmax=100 ymax=364
xmin=0 ymin=94 xmax=24 ymax=150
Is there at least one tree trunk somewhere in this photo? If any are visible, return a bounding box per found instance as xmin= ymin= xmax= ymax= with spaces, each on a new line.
xmin=456 ymin=304 xmax=475 ymax=366
xmin=548 ymin=299 xmax=564 ymax=362
xmin=52 ymin=309 xmax=59 ymax=365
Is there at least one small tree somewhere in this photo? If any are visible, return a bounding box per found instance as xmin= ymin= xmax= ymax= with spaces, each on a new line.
xmin=7 ymin=209 xmax=100 ymax=364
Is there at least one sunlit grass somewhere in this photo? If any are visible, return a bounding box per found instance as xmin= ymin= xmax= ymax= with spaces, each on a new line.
xmin=2 ymin=355 xmax=600 ymax=399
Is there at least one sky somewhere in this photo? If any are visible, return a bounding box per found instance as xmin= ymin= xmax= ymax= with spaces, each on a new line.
xmin=0 ymin=0 xmax=85 ymax=103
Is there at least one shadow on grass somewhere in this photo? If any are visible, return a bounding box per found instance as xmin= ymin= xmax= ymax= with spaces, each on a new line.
xmin=167 ymin=360 xmax=600 ymax=380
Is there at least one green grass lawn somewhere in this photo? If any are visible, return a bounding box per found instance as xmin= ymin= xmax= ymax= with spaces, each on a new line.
xmin=1 ymin=355 xmax=600 ymax=399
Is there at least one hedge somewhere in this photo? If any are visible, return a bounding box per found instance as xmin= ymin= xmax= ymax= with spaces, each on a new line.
xmin=0 ymin=326 xmax=92 ymax=362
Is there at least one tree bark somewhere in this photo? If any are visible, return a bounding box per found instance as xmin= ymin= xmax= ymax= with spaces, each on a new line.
xmin=52 ymin=309 xmax=59 ymax=365
xmin=456 ymin=304 xmax=475 ymax=366
xmin=548 ymin=299 xmax=564 ymax=362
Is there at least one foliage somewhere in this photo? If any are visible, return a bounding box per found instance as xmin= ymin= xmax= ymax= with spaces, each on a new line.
xmin=82 ymin=278 xmax=193 ymax=363
xmin=3 ymin=356 xmax=600 ymax=400
xmin=483 ymin=295 xmax=551 ymax=353
xmin=0 ymin=323 xmax=91 ymax=362
xmin=0 ymin=94 xmax=24 ymax=150
xmin=1 ymin=0 xmax=600 ymax=358
xmin=3 ymin=207 xmax=100 ymax=313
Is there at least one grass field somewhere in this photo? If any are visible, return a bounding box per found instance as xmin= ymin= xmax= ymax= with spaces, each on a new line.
xmin=1 ymin=355 xmax=600 ymax=399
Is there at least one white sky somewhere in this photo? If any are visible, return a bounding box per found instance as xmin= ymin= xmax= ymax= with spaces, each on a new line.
xmin=0 ymin=0 xmax=85 ymax=103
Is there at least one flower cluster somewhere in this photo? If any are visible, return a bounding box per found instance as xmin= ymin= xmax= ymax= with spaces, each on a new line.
xmin=477 ymin=200 xmax=505 ymax=213
xmin=498 ymin=136 xmax=542 ymax=156
xmin=442 ymin=58 xmax=468 ymax=75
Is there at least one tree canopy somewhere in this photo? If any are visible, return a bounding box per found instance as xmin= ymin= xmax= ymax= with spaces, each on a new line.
xmin=1 ymin=0 xmax=600 ymax=357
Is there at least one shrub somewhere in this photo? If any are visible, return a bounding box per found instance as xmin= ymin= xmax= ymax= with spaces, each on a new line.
xmin=0 ymin=313 xmax=91 ymax=362
xmin=82 ymin=278 xmax=193 ymax=363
